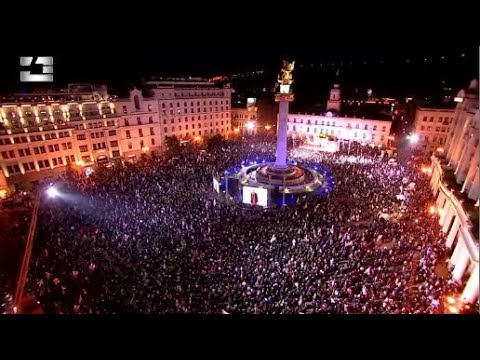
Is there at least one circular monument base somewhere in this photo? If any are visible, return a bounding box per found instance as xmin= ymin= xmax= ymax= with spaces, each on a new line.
xmin=255 ymin=164 xmax=306 ymax=186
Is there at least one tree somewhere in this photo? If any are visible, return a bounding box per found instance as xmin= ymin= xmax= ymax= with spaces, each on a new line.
xmin=164 ymin=135 xmax=181 ymax=158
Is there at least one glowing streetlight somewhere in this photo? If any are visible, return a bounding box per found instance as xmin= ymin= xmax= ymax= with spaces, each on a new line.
xmin=46 ymin=186 xmax=59 ymax=198
xmin=446 ymin=296 xmax=456 ymax=305
xmin=233 ymin=128 xmax=240 ymax=133
xmin=436 ymin=147 xmax=444 ymax=153
xmin=265 ymin=125 xmax=272 ymax=131
xmin=246 ymin=122 xmax=255 ymax=130
xmin=429 ymin=206 xmax=436 ymax=215
xmin=194 ymin=136 xmax=202 ymax=142
xmin=407 ymin=134 xmax=419 ymax=143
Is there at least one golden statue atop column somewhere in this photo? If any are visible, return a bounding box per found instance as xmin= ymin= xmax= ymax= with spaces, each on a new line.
xmin=277 ymin=60 xmax=295 ymax=85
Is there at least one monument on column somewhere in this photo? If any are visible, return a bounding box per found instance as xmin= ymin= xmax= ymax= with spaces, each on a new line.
xmin=224 ymin=60 xmax=335 ymax=207
xmin=274 ymin=60 xmax=295 ymax=170
xmin=255 ymin=60 xmax=306 ymax=186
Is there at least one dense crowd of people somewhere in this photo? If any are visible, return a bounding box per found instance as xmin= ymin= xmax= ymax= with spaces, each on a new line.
xmin=7 ymin=138 xmax=466 ymax=313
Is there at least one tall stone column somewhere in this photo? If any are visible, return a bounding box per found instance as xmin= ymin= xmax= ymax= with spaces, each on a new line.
xmin=461 ymin=264 xmax=479 ymax=304
xmin=273 ymin=60 xmax=295 ymax=171
xmin=274 ymin=97 xmax=292 ymax=170
xmin=445 ymin=218 xmax=460 ymax=248
xmin=453 ymin=247 xmax=470 ymax=283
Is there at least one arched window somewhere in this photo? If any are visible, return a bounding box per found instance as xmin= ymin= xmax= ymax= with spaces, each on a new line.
xmin=133 ymin=95 xmax=140 ymax=110
xmin=364 ymin=124 xmax=368 ymax=130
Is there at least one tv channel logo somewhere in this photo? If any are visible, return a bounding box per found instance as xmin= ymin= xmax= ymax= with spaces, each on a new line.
xmin=20 ymin=56 xmax=53 ymax=82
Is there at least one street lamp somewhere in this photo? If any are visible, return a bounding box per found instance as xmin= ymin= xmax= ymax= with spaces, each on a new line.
xmin=407 ymin=133 xmax=419 ymax=143
xmin=46 ymin=186 xmax=59 ymax=198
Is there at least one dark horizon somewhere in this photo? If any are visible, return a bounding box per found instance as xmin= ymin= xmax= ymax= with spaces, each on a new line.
xmin=0 ymin=44 xmax=477 ymax=98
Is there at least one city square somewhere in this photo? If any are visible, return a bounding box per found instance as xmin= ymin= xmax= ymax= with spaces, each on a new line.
xmin=0 ymin=47 xmax=478 ymax=314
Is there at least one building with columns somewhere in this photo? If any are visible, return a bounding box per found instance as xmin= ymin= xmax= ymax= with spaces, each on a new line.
xmin=429 ymin=79 xmax=479 ymax=305
xmin=286 ymin=84 xmax=393 ymax=147
xmin=0 ymin=79 xmax=232 ymax=191
xmin=287 ymin=113 xmax=392 ymax=147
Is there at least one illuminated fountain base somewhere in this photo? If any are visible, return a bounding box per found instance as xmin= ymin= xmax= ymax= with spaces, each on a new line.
xmin=216 ymin=159 xmax=335 ymax=207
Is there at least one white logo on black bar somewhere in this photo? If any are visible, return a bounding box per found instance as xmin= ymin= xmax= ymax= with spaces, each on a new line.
xmin=20 ymin=56 xmax=53 ymax=82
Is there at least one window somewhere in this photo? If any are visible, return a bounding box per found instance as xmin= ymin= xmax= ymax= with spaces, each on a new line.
xmin=82 ymin=156 xmax=91 ymax=163
xmin=110 ymin=141 xmax=118 ymax=147
xmin=171 ymin=127 xmax=175 ymax=132
xmin=1 ymin=151 xmax=8 ymax=159
xmin=429 ymin=117 xmax=434 ymax=122
xmin=125 ymin=119 xmax=130 ymax=126
xmin=150 ymin=127 xmax=155 ymax=136
xmin=52 ymin=158 xmax=58 ymax=166
xmin=140 ymin=140 xmax=144 ymax=148
xmin=148 ymin=104 xmax=152 ymax=112
xmin=355 ymin=124 xmax=359 ymax=129
xmin=7 ymin=165 xmax=20 ymax=174
xmin=373 ymin=125 xmax=377 ymax=131
xmin=151 ymin=138 xmax=155 ymax=146
xmin=77 ymin=134 xmax=86 ymax=141
xmin=149 ymin=117 xmax=153 ymax=124
xmin=23 ymin=162 xmax=35 ymax=171
xmin=439 ymin=117 xmax=443 ymax=123
xmin=422 ymin=116 xmax=427 ymax=122
xmin=364 ymin=125 xmax=368 ymax=130
xmin=137 ymin=117 xmax=142 ymax=125
xmin=433 ymin=136 xmax=438 ymax=143
xmin=128 ymin=142 xmax=132 ymax=150
xmin=354 ymin=132 xmax=357 ymax=138
xmin=79 ymin=145 xmax=89 ymax=152
xmin=108 ymin=130 xmax=117 ymax=136
xmin=441 ymin=127 xmax=446 ymax=133
xmin=420 ymin=126 xmax=425 ymax=130
xmin=139 ymin=129 xmax=143 ymax=137
xmin=126 ymin=130 xmax=131 ymax=139
xmin=112 ymin=150 xmax=120 ymax=158
xmin=307 ymin=127 xmax=310 ymax=133
xmin=381 ymin=135 xmax=385 ymax=141
xmin=164 ymin=127 xmax=168 ymax=133
xmin=122 ymin=106 xmax=127 ymax=114
xmin=362 ymin=133 xmax=366 ymax=139
xmin=435 ymin=127 xmax=440 ymax=132
xmin=38 ymin=160 xmax=50 ymax=169
xmin=382 ymin=126 xmax=386 ymax=132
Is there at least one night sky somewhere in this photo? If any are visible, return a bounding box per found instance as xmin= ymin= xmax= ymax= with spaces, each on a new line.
xmin=1 ymin=40 xmax=477 ymax=99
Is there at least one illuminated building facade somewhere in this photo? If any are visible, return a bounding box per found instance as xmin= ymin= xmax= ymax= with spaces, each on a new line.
xmin=0 ymin=79 xmax=231 ymax=189
xmin=231 ymin=97 xmax=257 ymax=135
xmin=429 ymin=79 xmax=479 ymax=305
xmin=413 ymin=107 xmax=456 ymax=153
xmin=287 ymin=114 xmax=392 ymax=147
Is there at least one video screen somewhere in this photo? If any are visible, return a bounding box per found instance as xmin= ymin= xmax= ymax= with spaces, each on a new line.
xmin=242 ymin=186 xmax=268 ymax=207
